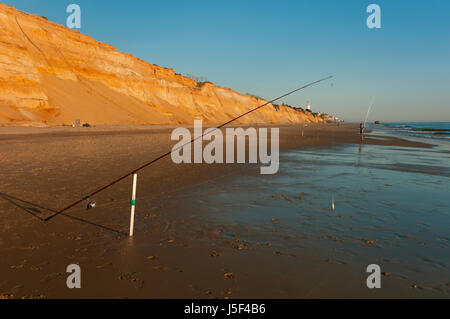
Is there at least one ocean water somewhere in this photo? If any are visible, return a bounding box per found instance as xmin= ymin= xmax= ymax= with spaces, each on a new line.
xmin=156 ymin=125 xmax=450 ymax=295
xmin=377 ymin=122 xmax=450 ymax=141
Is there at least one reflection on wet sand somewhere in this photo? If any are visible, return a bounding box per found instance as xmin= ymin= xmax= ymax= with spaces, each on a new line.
xmin=157 ymin=139 xmax=450 ymax=297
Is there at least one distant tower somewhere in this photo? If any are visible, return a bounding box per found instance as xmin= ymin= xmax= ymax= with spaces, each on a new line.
xmin=306 ymin=102 xmax=311 ymax=111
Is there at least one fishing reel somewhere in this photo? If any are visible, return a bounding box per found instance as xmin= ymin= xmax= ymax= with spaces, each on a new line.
xmin=85 ymin=196 xmax=97 ymax=210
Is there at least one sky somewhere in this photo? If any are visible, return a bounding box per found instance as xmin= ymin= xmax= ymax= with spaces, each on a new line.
xmin=3 ymin=0 xmax=450 ymax=122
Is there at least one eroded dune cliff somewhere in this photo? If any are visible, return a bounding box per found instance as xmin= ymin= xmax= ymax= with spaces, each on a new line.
xmin=0 ymin=4 xmax=324 ymax=127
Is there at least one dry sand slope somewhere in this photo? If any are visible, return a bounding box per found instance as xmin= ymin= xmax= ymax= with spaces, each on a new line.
xmin=0 ymin=3 xmax=326 ymax=127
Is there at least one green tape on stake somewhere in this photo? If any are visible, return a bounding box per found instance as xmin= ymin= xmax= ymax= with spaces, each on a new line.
xmin=130 ymin=200 xmax=136 ymax=206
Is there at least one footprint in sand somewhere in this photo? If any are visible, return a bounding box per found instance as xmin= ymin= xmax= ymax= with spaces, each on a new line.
xmin=391 ymin=274 xmax=408 ymax=280
xmin=40 ymin=272 xmax=64 ymax=283
xmin=118 ymin=272 xmax=145 ymax=289
xmin=30 ymin=265 xmax=42 ymax=272
xmin=223 ymin=272 xmax=235 ymax=279
xmin=96 ymin=262 xmax=113 ymax=269
xmin=146 ymin=255 xmax=159 ymax=261
xmin=282 ymin=194 xmax=294 ymax=202
xmin=152 ymin=265 xmax=169 ymax=272
xmin=223 ymin=288 xmax=233 ymax=299
xmin=20 ymin=295 xmax=46 ymax=299
xmin=210 ymin=250 xmax=222 ymax=257
xmin=324 ymin=258 xmax=347 ymax=265
xmin=10 ymin=260 xmax=27 ymax=270
xmin=188 ymin=283 xmax=204 ymax=294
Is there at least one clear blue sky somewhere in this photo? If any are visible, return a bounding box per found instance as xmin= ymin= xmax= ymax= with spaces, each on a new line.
xmin=3 ymin=0 xmax=450 ymax=122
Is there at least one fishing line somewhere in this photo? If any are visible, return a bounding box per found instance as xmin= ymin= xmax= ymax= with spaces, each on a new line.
xmin=44 ymin=76 xmax=333 ymax=222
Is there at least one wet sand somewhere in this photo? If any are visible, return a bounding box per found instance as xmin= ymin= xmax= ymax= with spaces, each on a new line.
xmin=0 ymin=123 xmax=444 ymax=299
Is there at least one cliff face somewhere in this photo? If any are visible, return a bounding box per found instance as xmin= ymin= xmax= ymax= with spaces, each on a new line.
xmin=0 ymin=4 xmax=324 ymax=127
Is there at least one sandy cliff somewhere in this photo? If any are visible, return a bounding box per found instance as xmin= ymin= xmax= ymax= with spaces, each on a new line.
xmin=0 ymin=4 xmax=324 ymax=127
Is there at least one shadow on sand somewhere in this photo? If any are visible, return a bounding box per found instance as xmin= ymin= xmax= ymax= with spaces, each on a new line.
xmin=0 ymin=192 xmax=126 ymax=235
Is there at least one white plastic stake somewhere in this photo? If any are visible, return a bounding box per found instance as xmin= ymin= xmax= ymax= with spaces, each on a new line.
xmin=129 ymin=173 xmax=138 ymax=237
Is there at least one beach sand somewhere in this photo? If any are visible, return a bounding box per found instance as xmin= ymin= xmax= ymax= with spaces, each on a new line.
xmin=0 ymin=123 xmax=447 ymax=299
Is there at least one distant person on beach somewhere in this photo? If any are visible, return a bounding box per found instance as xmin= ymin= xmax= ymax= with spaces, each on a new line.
xmin=360 ymin=123 xmax=365 ymax=141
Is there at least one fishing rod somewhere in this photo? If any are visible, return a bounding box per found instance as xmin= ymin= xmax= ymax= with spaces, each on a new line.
xmin=364 ymin=96 xmax=375 ymax=127
xmin=44 ymin=75 xmax=333 ymax=222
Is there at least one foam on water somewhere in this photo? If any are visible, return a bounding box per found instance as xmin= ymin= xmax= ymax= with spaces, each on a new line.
xmin=378 ymin=122 xmax=450 ymax=142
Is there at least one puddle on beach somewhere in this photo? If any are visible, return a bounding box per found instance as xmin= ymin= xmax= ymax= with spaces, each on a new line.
xmin=152 ymin=139 xmax=450 ymax=294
